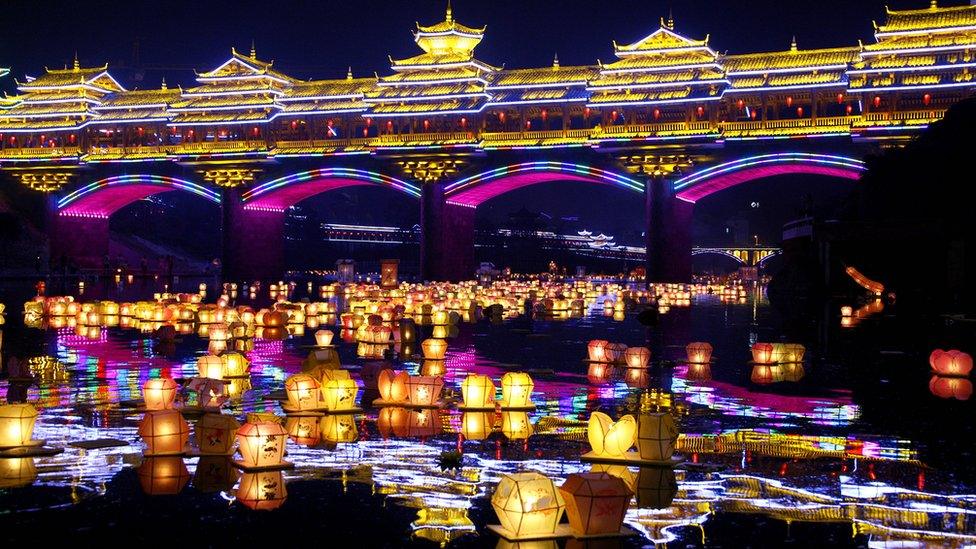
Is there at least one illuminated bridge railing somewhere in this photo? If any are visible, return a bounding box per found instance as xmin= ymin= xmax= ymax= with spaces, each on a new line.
xmin=169 ymin=140 xmax=267 ymax=155
xmin=374 ymin=131 xmax=476 ymax=146
xmin=854 ymin=109 xmax=945 ymax=127
xmin=0 ymin=146 xmax=80 ymax=160
xmin=83 ymin=145 xmax=168 ymax=162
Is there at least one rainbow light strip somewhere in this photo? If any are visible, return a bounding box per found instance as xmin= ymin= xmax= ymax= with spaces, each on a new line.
xmin=445 ymin=161 xmax=643 ymax=197
xmin=57 ymin=174 xmax=220 ymax=211
xmin=241 ymin=167 xmax=420 ymax=210
xmin=673 ymin=152 xmax=866 ymax=202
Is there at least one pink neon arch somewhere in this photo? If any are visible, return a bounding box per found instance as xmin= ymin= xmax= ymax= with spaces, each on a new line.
xmin=241 ymin=168 xmax=421 ymax=212
xmin=58 ymin=175 xmax=220 ymax=218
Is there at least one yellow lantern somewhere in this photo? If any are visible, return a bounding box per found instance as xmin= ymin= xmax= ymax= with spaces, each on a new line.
xmin=491 ymin=473 xmax=566 ymax=539
xmin=460 ymin=374 xmax=496 ymax=408
xmin=142 ymin=378 xmax=178 ymax=411
xmin=587 ymin=340 xmax=609 ymax=362
xmin=501 ymin=411 xmax=533 ymax=440
xmin=782 ymin=343 xmax=806 ymax=363
xmin=377 ymin=370 xmax=410 ymax=403
xmin=138 ymin=410 xmax=189 ymax=456
xmin=237 ymin=470 xmax=287 ymax=510
xmin=320 ymin=370 xmax=359 ymax=411
xmin=636 ymin=412 xmax=678 ymax=462
xmin=285 ymin=415 xmax=321 ymax=446
xmin=461 ymin=412 xmax=494 ymax=441
xmin=421 ymin=338 xmax=448 ymax=360
xmin=197 ymin=354 xmax=226 ymax=380
xmin=0 ymin=404 xmax=39 ymax=448
xmin=194 ymin=413 xmax=240 ymax=455
xmin=840 ymin=305 xmax=853 ymax=317
xmin=559 ymin=473 xmax=633 ymax=536
xmin=685 ymin=342 xmax=713 ymax=364
xmin=236 ymin=421 xmax=288 ymax=469
xmin=406 ymin=375 xmax=444 ymax=407
xmin=138 ymin=456 xmax=190 ymax=495
xmin=222 ymin=352 xmax=250 ymax=378
xmin=284 ymin=373 xmax=322 ymax=412
xmin=320 ymin=414 xmax=358 ymax=443
xmin=587 ymin=412 xmax=637 ymax=458
xmin=624 ymin=347 xmax=651 ymax=369
xmin=499 ymin=372 xmax=534 ymax=408
xmin=314 ymin=329 xmax=334 ymax=347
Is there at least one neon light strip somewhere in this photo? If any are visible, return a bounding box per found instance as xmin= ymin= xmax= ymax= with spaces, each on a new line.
xmin=242 ymin=167 xmax=420 ymax=203
xmin=861 ymin=44 xmax=976 ymax=56
xmin=487 ymin=80 xmax=591 ymax=90
xmin=278 ymin=93 xmax=362 ymax=101
xmin=587 ymin=95 xmax=723 ymax=107
xmin=183 ymin=89 xmax=286 ymax=98
xmin=366 ymin=92 xmax=490 ymax=103
xmin=851 ymin=81 xmax=976 ymax=93
xmin=57 ymin=174 xmax=220 ymax=209
xmin=848 ymin=62 xmax=976 ymax=74
xmin=445 ymin=161 xmax=643 ymax=194
xmin=415 ymin=29 xmax=484 ymax=40
xmin=378 ymin=77 xmax=490 ymax=88
xmin=169 ymin=103 xmax=283 ymax=112
xmin=673 ymin=152 xmax=865 ymax=190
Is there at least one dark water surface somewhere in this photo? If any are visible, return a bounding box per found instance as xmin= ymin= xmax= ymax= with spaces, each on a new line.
xmin=1 ymin=277 xmax=974 ymax=547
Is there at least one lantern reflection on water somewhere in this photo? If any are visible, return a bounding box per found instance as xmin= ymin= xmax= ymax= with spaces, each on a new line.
xmin=461 ymin=412 xmax=494 ymax=441
xmin=194 ymin=413 xmax=240 ymax=455
xmin=285 ymin=415 xmax=321 ymax=446
xmin=501 ymin=411 xmax=533 ymax=440
xmin=929 ymin=375 xmax=973 ymax=400
xmin=500 ymin=372 xmax=534 ymax=408
xmin=237 ymin=470 xmax=287 ymax=510
xmin=586 ymin=362 xmax=612 ymax=384
xmin=751 ymin=364 xmax=776 ymax=385
xmin=491 ymin=472 xmax=566 ymax=539
xmin=587 ymin=412 xmax=637 ymax=458
xmin=138 ymin=456 xmax=190 ymax=495
xmin=559 ymin=473 xmax=632 ymax=536
xmin=142 ymin=378 xmax=178 ymax=411
xmin=460 ymin=374 xmax=496 ymax=408
xmin=236 ymin=421 xmax=288 ymax=469
xmin=0 ymin=457 xmax=37 ymax=488
xmin=320 ymin=413 xmax=358 ymax=443
xmin=421 ymin=338 xmax=448 ymax=360
xmin=138 ymin=409 xmax=189 ymax=455
xmin=192 ymin=455 xmax=240 ymax=493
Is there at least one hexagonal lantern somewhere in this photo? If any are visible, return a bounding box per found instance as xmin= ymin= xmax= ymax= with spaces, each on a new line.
xmin=559 ymin=473 xmax=633 ymax=536
xmin=406 ymin=375 xmax=444 ymax=407
xmin=194 ymin=413 xmax=240 ymax=455
xmin=500 ymin=372 xmax=534 ymax=408
xmin=491 ymin=472 xmax=566 ymax=538
xmin=636 ymin=412 xmax=678 ymax=462
xmin=236 ymin=421 xmax=288 ymax=468
xmin=460 ymin=374 xmax=496 ymax=408
xmin=284 ymin=373 xmax=321 ymax=412
xmin=138 ymin=409 xmax=189 ymax=455
xmin=142 ymin=378 xmax=178 ymax=411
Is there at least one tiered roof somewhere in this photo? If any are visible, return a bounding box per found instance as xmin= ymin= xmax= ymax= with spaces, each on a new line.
xmin=486 ymin=59 xmax=596 ymax=107
xmin=0 ymin=57 xmax=125 ymax=132
xmin=850 ymin=1 xmax=976 ymax=93
xmin=366 ymin=4 xmax=494 ymax=117
xmin=725 ymin=40 xmax=859 ymax=93
xmin=587 ymin=20 xmax=727 ymax=107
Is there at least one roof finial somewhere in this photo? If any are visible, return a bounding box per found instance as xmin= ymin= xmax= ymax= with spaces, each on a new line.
xmin=667 ymin=8 xmax=674 ymax=30
xmin=347 ymin=66 xmax=353 ymax=80
xmin=790 ymin=36 xmax=798 ymax=52
xmin=552 ymin=52 xmax=559 ymax=68
xmin=161 ymin=77 xmax=167 ymax=90
xmin=930 ymin=0 xmax=937 ymax=8
xmin=250 ymin=39 xmax=256 ymax=59
xmin=73 ymin=51 xmax=79 ymax=71
xmin=446 ymin=0 xmax=453 ymax=23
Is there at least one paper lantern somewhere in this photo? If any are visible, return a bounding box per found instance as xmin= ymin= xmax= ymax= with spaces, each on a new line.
xmin=929 ymin=375 xmax=973 ymax=400
xmin=187 ymin=377 xmax=228 ymax=409
xmin=0 ymin=404 xmax=39 ymax=448
xmin=382 ymin=408 xmax=441 ymax=438
xmin=501 ymin=411 xmax=533 ymax=440
xmin=320 ymin=370 xmax=359 ymax=411
xmin=460 ymin=374 xmax=496 ymax=408
xmin=285 ymin=415 xmax=321 ymax=446
xmin=840 ymin=306 xmax=853 ymax=317
xmin=605 ymin=343 xmax=627 ymax=362
xmin=378 ymin=370 xmax=410 ymax=403
xmin=0 ymin=457 xmax=37 ymax=488
xmin=499 ymin=372 xmax=534 ymax=408
xmin=624 ymin=347 xmax=651 ymax=369
xmin=399 ymin=319 xmax=417 ymax=343
xmin=559 ymin=473 xmax=632 ymax=536
xmin=195 ymin=413 xmax=241 ymax=455
xmin=284 ymin=373 xmax=322 ymax=411
xmin=138 ymin=410 xmax=189 ymax=455
xmin=782 ymin=343 xmax=805 ymax=363
xmin=222 ymin=352 xmax=250 ymax=377
xmin=685 ymin=342 xmax=713 ymax=364
xmin=751 ymin=343 xmax=775 ymax=364
xmin=587 ymin=340 xmax=609 ymax=362
xmin=930 ymin=349 xmax=973 ymax=377
xmin=197 ymin=354 xmax=226 ymax=380
xmin=461 ymin=412 xmax=494 ymax=441
xmin=315 ymin=329 xmax=334 ymax=347
xmin=587 ymin=412 xmax=637 ymax=457
xmin=236 ymin=421 xmax=288 ymax=468
xmin=491 ymin=473 xmax=566 ymax=538
xmin=142 ymin=378 xmax=178 ymax=411
xmin=237 ymin=470 xmax=287 ymax=510
xmin=751 ymin=364 xmax=775 ymax=385
xmin=320 ymin=413 xmax=358 ymax=443
xmin=636 ymin=412 xmax=678 ymax=462
xmin=421 ymin=338 xmax=448 ymax=360
xmin=138 ymin=456 xmax=190 ymax=495
xmin=407 ymin=375 xmax=444 ymax=406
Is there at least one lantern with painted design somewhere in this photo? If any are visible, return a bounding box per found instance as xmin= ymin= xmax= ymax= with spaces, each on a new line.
xmin=559 ymin=473 xmax=632 ymax=536
xmin=320 ymin=369 xmax=359 ymax=411
xmin=143 ymin=378 xmax=178 ymax=410
xmin=491 ymin=473 xmax=566 ymax=538
xmin=499 ymin=372 xmax=534 ymax=408
xmin=460 ymin=374 xmax=496 ymax=408
xmin=320 ymin=413 xmax=358 ymax=443
xmin=236 ymin=421 xmax=288 ymax=468
xmin=406 ymin=375 xmax=444 ymax=406
xmin=194 ymin=413 xmax=240 ymax=455
xmin=284 ymin=373 xmax=322 ymax=411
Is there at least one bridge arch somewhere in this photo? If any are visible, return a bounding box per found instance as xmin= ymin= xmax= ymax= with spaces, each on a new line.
xmin=241 ymin=168 xmax=420 ymax=211
xmin=673 ymin=153 xmax=865 ymax=203
xmin=444 ymin=161 xmax=643 ymax=207
xmin=691 ymin=248 xmax=746 ymax=265
xmin=58 ymin=175 xmax=220 ymax=218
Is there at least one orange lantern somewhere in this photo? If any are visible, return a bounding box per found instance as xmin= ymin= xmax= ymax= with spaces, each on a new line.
xmin=142 ymin=378 xmax=178 ymax=411
xmin=194 ymin=413 xmax=240 ymax=455
xmin=421 ymin=338 xmax=448 ymax=360
xmin=284 ymin=373 xmax=322 ymax=412
xmin=315 ymin=329 xmax=334 ymax=347
xmin=624 ymin=347 xmax=651 ymax=369
xmin=236 ymin=421 xmax=288 ymax=468
xmin=605 ymin=342 xmax=627 ymax=362
xmin=237 ymin=471 xmax=287 ymax=510
xmin=930 ymin=349 xmax=973 ymax=377
xmin=559 ymin=473 xmax=633 ymax=536
xmin=587 ymin=362 xmax=611 ymax=384
xmin=378 ymin=370 xmax=410 ymax=403
xmin=138 ymin=456 xmax=190 ymax=495
xmin=406 ymin=375 xmax=444 ymax=407
xmin=587 ymin=340 xmax=609 ymax=362
xmin=685 ymin=342 xmax=713 ymax=364
xmin=751 ymin=343 xmax=775 ymax=364
xmin=197 ymin=354 xmax=225 ymax=380
xmin=138 ymin=410 xmax=189 ymax=455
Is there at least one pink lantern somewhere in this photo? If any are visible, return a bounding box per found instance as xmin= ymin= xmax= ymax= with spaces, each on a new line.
xmin=587 ymin=340 xmax=609 ymax=362
xmin=624 ymin=347 xmax=651 ymax=369
xmin=929 ymin=375 xmax=973 ymax=400
xmin=930 ymin=349 xmax=973 ymax=377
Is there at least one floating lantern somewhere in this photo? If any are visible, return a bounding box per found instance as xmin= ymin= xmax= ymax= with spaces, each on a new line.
xmin=0 ymin=403 xmax=39 ymax=448
xmin=138 ymin=410 xmax=189 ymax=455
xmin=624 ymin=347 xmax=651 ymax=369
xmin=685 ymin=342 xmax=713 ymax=364
xmin=501 ymin=411 xmax=533 ymax=440
xmin=636 ymin=412 xmax=678 ymax=462
xmin=751 ymin=343 xmax=775 ymax=364
xmin=491 ymin=473 xmax=566 ymax=538
xmin=320 ymin=370 xmax=359 ymax=411
xmin=500 ymin=372 xmax=534 ymax=408
xmin=587 ymin=412 xmax=637 ymax=457
xmin=314 ymin=329 xmax=334 ymax=347
xmin=460 ymin=374 xmax=496 ymax=408
xmin=461 ymin=412 xmax=494 ymax=441
xmin=782 ymin=343 xmax=805 ymax=362
xmin=840 ymin=306 xmax=853 ymax=317
xmin=930 ymin=349 xmax=973 ymax=377
xmin=222 ymin=352 xmax=250 ymax=378
xmin=406 ymin=375 xmax=444 ymax=407
xmin=194 ymin=413 xmax=240 ymax=455
xmin=320 ymin=413 xmax=358 ymax=443
xmin=605 ymin=343 xmax=627 ymax=362
xmin=421 ymin=338 xmax=448 ymax=360
xmin=237 ymin=471 xmax=287 ymax=510
xmin=587 ymin=340 xmax=609 ymax=362
xmin=378 ymin=370 xmax=410 ymax=403
xmin=559 ymin=473 xmax=632 ymax=536
xmin=138 ymin=456 xmax=190 ymax=495
xmin=197 ymin=354 xmax=226 ymax=380
xmin=143 ymin=378 xmax=178 ymax=410
xmin=236 ymin=421 xmax=288 ymax=468
xmin=284 ymin=373 xmax=322 ymax=412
